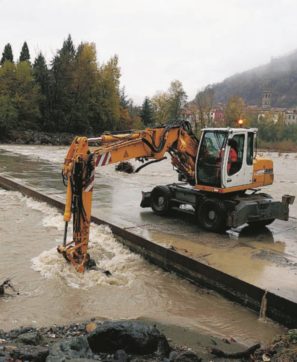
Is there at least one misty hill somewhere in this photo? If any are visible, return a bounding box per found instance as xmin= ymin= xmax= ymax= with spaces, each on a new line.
xmin=212 ymin=49 xmax=297 ymax=108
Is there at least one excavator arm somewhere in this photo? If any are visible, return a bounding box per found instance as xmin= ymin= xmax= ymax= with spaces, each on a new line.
xmin=58 ymin=122 xmax=199 ymax=272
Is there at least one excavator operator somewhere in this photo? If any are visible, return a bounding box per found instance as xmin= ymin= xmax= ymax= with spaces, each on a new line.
xmin=227 ymin=139 xmax=238 ymax=175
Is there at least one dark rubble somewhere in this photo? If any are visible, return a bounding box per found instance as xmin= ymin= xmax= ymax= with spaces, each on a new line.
xmin=1 ymin=320 xmax=296 ymax=361
xmin=0 ymin=320 xmax=203 ymax=362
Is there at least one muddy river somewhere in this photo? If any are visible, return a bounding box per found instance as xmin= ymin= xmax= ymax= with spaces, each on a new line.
xmin=1 ymin=145 xmax=296 ymax=345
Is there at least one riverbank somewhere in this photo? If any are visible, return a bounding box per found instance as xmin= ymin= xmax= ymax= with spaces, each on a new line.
xmin=0 ymin=318 xmax=283 ymax=361
xmin=258 ymin=139 xmax=297 ymax=153
xmin=1 ymin=130 xmax=75 ymax=145
xmin=1 ymin=130 xmax=297 ymax=153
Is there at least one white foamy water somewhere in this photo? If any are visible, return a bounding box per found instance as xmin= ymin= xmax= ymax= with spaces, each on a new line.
xmin=0 ymin=144 xmax=66 ymax=164
xmin=25 ymin=197 xmax=142 ymax=289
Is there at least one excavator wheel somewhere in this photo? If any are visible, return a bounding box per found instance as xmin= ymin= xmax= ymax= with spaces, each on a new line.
xmin=197 ymin=198 xmax=227 ymax=233
xmin=151 ymin=186 xmax=172 ymax=216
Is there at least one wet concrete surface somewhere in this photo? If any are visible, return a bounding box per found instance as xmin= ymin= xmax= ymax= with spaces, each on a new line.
xmin=0 ymin=145 xmax=296 ymax=305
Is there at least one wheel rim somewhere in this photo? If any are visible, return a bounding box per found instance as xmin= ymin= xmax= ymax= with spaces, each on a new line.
xmin=208 ymin=210 xmax=216 ymax=220
xmin=204 ymin=207 xmax=217 ymax=225
xmin=157 ymin=196 xmax=166 ymax=207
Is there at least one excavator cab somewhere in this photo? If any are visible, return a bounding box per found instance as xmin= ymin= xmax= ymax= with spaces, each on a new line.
xmin=196 ymin=128 xmax=257 ymax=189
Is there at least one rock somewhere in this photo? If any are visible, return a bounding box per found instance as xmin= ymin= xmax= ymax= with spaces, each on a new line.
xmin=173 ymin=351 xmax=201 ymax=362
xmin=157 ymin=337 xmax=171 ymax=357
xmin=87 ymin=321 xmax=170 ymax=355
xmin=115 ymin=162 xmax=134 ymax=174
xmin=10 ymin=345 xmax=49 ymax=362
xmin=169 ymin=351 xmax=178 ymax=361
xmin=47 ymin=335 xmax=93 ymax=362
xmin=114 ymin=349 xmax=129 ymax=362
xmin=8 ymin=326 xmax=33 ymax=339
xmin=86 ymin=322 xmax=97 ymax=334
xmin=16 ymin=330 xmax=43 ymax=345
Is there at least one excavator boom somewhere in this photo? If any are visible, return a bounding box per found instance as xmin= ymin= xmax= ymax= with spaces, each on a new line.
xmin=58 ymin=122 xmax=199 ymax=272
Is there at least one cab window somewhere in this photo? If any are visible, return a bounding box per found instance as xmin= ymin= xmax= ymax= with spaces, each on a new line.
xmin=246 ymin=132 xmax=254 ymax=165
xmin=228 ymin=134 xmax=244 ymax=176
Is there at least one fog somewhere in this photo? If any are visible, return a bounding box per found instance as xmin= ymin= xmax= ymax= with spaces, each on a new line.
xmin=0 ymin=0 xmax=297 ymax=103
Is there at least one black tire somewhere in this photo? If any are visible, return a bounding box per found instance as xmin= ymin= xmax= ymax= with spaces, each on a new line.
xmin=248 ymin=219 xmax=275 ymax=228
xmin=151 ymin=186 xmax=172 ymax=215
xmin=198 ymin=198 xmax=227 ymax=233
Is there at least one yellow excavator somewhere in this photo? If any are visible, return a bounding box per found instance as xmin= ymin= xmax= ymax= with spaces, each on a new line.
xmin=58 ymin=121 xmax=294 ymax=272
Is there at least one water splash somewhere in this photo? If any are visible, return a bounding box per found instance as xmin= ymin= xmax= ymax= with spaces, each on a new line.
xmin=27 ymin=196 xmax=144 ymax=289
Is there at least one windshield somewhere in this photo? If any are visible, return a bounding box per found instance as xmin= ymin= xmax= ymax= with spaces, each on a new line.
xmin=197 ymin=131 xmax=228 ymax=186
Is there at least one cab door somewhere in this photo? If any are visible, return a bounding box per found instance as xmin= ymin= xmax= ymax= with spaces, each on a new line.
xmin=221 ymin=131 xmax=254 ymax=188
xmin=195 ymin=130 xmax=228 ymax=187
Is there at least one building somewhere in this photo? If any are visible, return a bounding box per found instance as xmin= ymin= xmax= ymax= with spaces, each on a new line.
xmin=284 ymin=109 xmax=297 ymax=124
xmin=209 ymin=107 xmax=225 ymax=126
xmin=262 ymin=90 xmax=272 ymax=109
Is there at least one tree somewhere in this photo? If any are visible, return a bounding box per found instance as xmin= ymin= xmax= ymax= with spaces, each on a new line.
xmin=71 ymin=42 xmax=98 ymax=133
xmin=224 ymin=96 xmax=245 ymax=126
xmin=51 ymin=34 xmax=76 ymax=131
xmin=0 ymin=60 xmax=41 ymax=132
xmin=140 ymin=97 xmax=154 ymax=126
xmin=194 ymin=86 xmax=214 ymax=128
xmin=94 ymin=55 xmax=121 ymax=132
xmin=151 ymin=91 xmax=171 ymax=124
xmin=14 ymin=61 xmax=41 ymax=129
xmin=167 ymin=80 xmax=187 ymax=123
xmin=33 ymin=52 xmax=51 ymax=129
xmin=118 ymin=88 xmax=142 ymax=129
xmin=120 ymin=87 xmax=130 ymax=108
xmin=0 ymin=95 xmax=18 ymax=138
xmin=1 ymin=43 xmax=13 ymax=64
xmin=19 ymin=41 xmax=30 ymax=62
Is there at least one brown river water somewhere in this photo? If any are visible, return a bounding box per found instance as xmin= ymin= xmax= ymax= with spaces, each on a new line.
xmin=1 ymin=145 xmax=296 ymax=345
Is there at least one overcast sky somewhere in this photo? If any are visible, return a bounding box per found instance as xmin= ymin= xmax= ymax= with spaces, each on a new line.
xmin=1 ymin=0 xmax=297 ymax=104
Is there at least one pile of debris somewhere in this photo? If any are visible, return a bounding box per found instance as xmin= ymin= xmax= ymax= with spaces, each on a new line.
xmin=0 ymin=321 xmax=202 ymax=362
xmin=1 ymin=318 xmax=296 ymax=361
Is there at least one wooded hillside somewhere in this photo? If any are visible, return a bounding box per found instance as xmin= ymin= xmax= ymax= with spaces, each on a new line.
xmin=212 ymin=49 xmax=297 ymax=108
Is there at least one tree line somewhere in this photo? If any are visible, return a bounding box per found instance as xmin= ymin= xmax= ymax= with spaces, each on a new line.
xmin=0 ymin=35 xmax=188 ymax=140
xmin=0 ymin=36 xmax=296 ymax=149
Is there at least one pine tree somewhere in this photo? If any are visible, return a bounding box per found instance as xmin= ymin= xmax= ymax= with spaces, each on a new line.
xmin=51 ymin=34 xmax=76 ymax=131
xmin=19 ymin=41 xmax=30 ymax=62
xmin=120 ymin=87 xmax=130 ymax=108
xmin=1 ymin=43 xmax=13 ymax=64
xmin=141 ymin=97 xmax=154 ymax=126
xmin=33 ymin=53 xmax=51 ymax=129
xmin=33 ymin=53 xmax=49 ymax=92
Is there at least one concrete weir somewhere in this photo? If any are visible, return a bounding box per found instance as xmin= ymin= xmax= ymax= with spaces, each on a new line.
xmin=0 ymin=174 xmax=296 ymax=328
